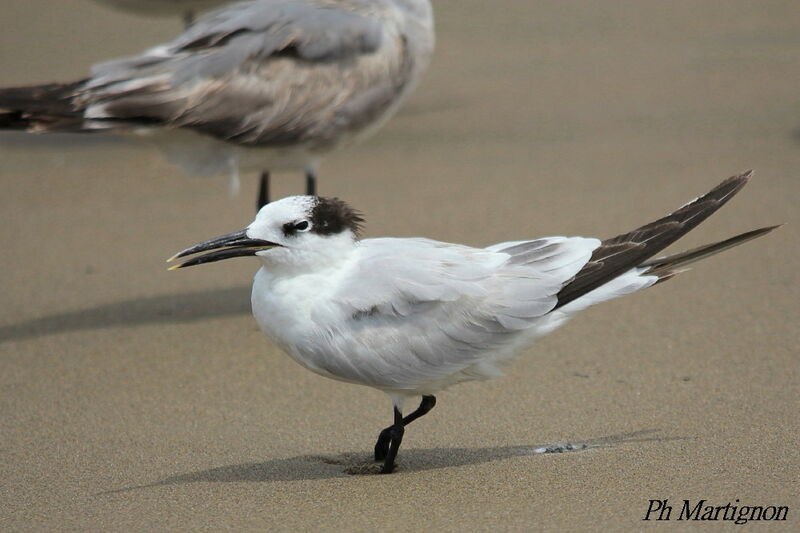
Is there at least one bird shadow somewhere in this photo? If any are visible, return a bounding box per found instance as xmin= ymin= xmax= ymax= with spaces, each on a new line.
xmin=0 ymin=286 xmax=251 ymax=344
xmin=101 ymin=429 xmax=687 ymax=494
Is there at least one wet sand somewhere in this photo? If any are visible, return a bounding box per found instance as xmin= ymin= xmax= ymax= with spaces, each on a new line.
xmin=1 ymin=1 xmax=798 ymax=530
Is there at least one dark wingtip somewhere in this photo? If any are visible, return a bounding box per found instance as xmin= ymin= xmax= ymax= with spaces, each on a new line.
xmin=749 ymin=223 xmax=783 ymax=235
xmin=732 ymin=169 xmax=752 ymax=186
xmin=704 ymin=170 xmax=751 ymax=204
xmin=730 ymin=169 xmax=753 ymax=183
xmin=643 ymin=223 xmax=781 ymax=279
xmin=736 ymin=223 xmax=783 ymax=243
xmin=553 ymin=171 xmax=762 ymax=309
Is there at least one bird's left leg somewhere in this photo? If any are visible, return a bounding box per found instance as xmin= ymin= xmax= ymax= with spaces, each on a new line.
xmin=257 ymin=171 xmax=270 ymax=211
xmin=182 ymin=10 xmax=195 ymax=28
xmin=374 ymin=395 xmax=437 ymax=464
xmin=305 ymin=169 xmax=317 ymax=196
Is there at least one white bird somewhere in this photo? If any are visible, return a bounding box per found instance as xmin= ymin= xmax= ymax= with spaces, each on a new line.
xmin=90 ymin=0 xmax=229 ymax=26
xmin=0 ymin=0 xmax=435 ymax=207
xmin=168 ymin=172 xmax=777 ymax=473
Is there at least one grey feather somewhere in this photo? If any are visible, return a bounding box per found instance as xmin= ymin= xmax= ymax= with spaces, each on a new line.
xmin=304 ymin=237 xmax=598 ymax=390
xmin=91 ymin=1 xmax=386 ymax=83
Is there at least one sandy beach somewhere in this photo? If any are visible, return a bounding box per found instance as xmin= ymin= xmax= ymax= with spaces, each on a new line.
xmin=1 ymin=1 xmax=798 ymax=530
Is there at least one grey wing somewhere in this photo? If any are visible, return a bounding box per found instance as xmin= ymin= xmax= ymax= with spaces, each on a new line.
xmin=171 ymin=0 xmax=384 ymax=63
xmin=311 ymin=237 xmax=598 ymax=391
xmin=82 ymin=0 xmax=422 ymax=146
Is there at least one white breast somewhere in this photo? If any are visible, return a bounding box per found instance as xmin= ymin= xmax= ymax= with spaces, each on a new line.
xmin=251 ymin=266 xmax=358 ymax=382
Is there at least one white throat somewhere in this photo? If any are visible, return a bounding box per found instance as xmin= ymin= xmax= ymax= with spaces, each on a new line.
xmin=257 ymin=232 xmax=358 ymax=278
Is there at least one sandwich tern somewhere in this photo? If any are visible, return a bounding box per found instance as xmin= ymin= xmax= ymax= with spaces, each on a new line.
xmin=0 ymin=0 xmax=435 ymax=207
xmin=168 ymin=171 xmax=777 ymax=473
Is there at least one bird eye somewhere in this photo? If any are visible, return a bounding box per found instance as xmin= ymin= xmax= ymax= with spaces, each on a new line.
xmin=294 ymin=220 xmax=310 ymax=231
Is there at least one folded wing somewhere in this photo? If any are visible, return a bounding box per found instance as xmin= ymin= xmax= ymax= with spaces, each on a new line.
xmin=83 ymin=0 xmax=417 ymax=145
xmin=313 ymin=237 xmax=598 ymax=390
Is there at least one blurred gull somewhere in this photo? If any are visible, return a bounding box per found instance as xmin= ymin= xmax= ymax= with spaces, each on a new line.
xmin=168 ymin=171 xmax=777 ymax=473
xmin=0 ymin=0 xmax=435 ymax=206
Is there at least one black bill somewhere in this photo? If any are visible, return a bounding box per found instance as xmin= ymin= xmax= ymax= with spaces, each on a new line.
xmin=167 ymin=229 xmax=280 ymax=270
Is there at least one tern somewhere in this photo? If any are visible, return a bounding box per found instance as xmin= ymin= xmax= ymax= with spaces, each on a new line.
xmin=0 ymin=0 xmax=435 ymax=208
xmin=168 ymin=171 xmax=777 ymax=473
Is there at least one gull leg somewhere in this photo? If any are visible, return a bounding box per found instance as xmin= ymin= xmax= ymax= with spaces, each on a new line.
xmin=257 ymin=171 xmax=270 ymax=211
xmin=305 ymin=169 xmax=317 ymax=196
xmin=375 ymin=395 xmax=436 ymax=464
xmin=183 ymin=10 xmax=195 ymax=28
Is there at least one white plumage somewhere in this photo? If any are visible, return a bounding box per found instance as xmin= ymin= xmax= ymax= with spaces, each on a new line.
xmin=251 ymin=234 xmax=616 ymax=395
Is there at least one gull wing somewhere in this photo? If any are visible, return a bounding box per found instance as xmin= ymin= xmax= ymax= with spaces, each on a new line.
xmin=82 ymin=0 xmax=428 ymax=145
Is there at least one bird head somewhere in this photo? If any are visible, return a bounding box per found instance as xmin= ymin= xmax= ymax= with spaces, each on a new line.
xmin=168 ymin=196 xmax=363 ymax=273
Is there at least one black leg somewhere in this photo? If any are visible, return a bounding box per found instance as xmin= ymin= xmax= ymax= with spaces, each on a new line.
xmin=374 ymin=395 xmax=437 ymax=464
xmin=402 ymin=395 xmax=437 ymax=426
xmin=305 ymin=169 xmax=317 ymax=196
xmin=374 ymin=427 xmax=392 ymax=462
xmin=257 ymin=171 xmax=269 ymax=211
xmin=183 ymin=10 xmax=195 ymax=27
xmin=380 ymin=407 xmax=405 ymax=474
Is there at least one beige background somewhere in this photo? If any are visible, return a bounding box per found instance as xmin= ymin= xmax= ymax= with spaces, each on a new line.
xmin=1 ymin=1 xmax=798 ymax=531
